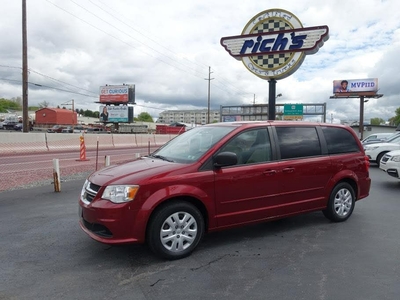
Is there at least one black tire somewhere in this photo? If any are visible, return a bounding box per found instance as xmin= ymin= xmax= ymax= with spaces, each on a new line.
xmin=323 ymin=182 xmax=355 ymax=222
xmin=376 ymin=152 xmax=387 ymax=168
xmin=147 ymin=201 xmax=205 ymax=260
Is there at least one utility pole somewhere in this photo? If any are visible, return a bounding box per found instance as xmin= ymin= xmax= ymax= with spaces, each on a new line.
xmin=61 ymin=99 xmax=75 ymax=128
xmin=205 ymin=66 xmax=214 ymax=124
xmin=22 ymin=0 xmax=29 ymax=132
xmin=253 ymin=94 xmax=256 ymax=105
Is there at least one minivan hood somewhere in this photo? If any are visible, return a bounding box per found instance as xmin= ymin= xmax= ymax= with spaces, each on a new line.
xmin=88 ymin=157 xmax=191 ymax=186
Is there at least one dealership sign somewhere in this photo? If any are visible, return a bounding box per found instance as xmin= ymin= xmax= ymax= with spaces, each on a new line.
xmin=220 ymin=9 xmax=329 ymax=80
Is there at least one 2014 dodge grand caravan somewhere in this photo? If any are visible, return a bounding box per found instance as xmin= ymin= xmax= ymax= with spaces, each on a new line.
xmin=79 ymin=121 xmax=371 ymax=259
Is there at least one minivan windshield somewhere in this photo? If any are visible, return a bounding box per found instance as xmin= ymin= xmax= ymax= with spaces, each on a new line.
xmin=151 ymin=125 xmax=235 ymax=163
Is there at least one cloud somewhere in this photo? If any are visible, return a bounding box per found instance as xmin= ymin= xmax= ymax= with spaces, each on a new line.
xmin=1 ymin=0 xmax=399 ymax=123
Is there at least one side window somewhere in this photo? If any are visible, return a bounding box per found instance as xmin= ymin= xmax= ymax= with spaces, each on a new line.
xmin=219 ymin=128 xmax=272 ymax=165
xmin=276 ymin=127 xmax=321 ymax=159
xmin=322 ymin=127 xmax=360 ymax=154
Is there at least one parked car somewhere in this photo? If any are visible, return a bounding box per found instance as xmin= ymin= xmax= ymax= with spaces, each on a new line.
xmin=85 ymin=127 xmax=109 ymax=134
xmin=73 ymin=125 xmax=86 ymax=133
xmin=0 ymin=121 xmax=4 ymax=129
xmin=14 ymin=123 xmax=23 ymax=131
xmin=47 ymin=125 xmax=65 ymax=133
xmin=379 ymin=150 xmax=400 ymax=179
xmin=61 ymin=126 xmax=73 ymax=133
xmin=79 ymin=121 xmax=371 ymax=259
xmin=2 ymin=121 xmax=18 ymax=130
xmin=364 ymin=134 xmax=400 ymax=167
xmin=362 ymin=132 xmax=395 ymax=146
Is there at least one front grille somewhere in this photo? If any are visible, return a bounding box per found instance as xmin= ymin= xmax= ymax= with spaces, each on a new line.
xmin=82 ymin=182 xmax=101 ymax=203
xmin=381 ymin=155 xmax=390 ymax=163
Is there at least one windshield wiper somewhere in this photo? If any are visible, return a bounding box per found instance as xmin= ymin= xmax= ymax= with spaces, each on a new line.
xmin=149 ymin=154 xmax=174 ymax=162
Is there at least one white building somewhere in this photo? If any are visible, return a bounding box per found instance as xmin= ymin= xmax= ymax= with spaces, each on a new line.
xmin=157 ymin=109 xmax=220 ymax=125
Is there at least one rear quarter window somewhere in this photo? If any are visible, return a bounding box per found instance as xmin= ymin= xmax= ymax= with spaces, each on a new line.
xmin=322 ymin=127 xmax=360 ymax=154
xmin=275 ymin=127 xmax=321 ymax=159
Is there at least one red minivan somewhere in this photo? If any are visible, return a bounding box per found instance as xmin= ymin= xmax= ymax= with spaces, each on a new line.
xmin=79 ymin=121 xmax=371 ymax=259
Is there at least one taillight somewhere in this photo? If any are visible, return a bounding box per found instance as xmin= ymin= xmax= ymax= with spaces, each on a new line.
xmin=364 ymin=155 xmax=370 ymax=172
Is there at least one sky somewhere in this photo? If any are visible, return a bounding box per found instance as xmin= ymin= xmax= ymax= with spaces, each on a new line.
xmin=1 ymin=0 xmax=399 ymax=123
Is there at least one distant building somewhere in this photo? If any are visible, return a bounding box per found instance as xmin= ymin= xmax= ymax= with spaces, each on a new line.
xmin=35 ymin=108 xmax=77 ymax=125
xmin=157 ymin=109 xmax=220 ymax=125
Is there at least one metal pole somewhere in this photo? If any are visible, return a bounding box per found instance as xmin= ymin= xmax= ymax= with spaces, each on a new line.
xmin=205 ymin=66 xmax=214 ymax=124
xmin=359 ymin=96 xmax=365 ymax=140
xmin=22 ymin=0 xmax=29 ymax=132
xmin=268 ymin=79 xmax=277 ymax=120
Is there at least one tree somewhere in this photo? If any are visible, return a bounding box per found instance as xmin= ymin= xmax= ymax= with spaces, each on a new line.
xmin=28 ymin=106 xmax=40 ymax=111
xmin=0 ymin=98 xmax=22 ymax=113
xmin=137 ymin=112 xmax=154 ymax=122
xmin=391 ymin=107 xmax=400 ymax=126
xmin=370 ymin=117 xmax=385 ymax=125
xmin=84 ymin=109 xmax=94 ymax=117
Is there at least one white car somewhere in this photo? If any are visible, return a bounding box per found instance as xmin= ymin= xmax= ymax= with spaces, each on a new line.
xmin=364 ymin=134 xmax=400 ymax=167
xmin=379 ymin=150 xmax=400 ymax=179
xmin=362 ymin=132 xmax=394 ymax=144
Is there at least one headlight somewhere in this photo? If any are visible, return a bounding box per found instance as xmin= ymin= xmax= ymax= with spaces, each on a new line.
xmin=391 ymin=155 xmax=400 ymax=162
xmin=102 ymin=185 xmax=139 ymax=203
xmin=81 ymin=179 xmax=89 ymax=198
xmin=364 ymin=146 xmax=379 ymax=151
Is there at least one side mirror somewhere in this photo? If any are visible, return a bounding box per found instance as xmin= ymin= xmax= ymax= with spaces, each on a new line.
xmin=214 ymin=151 xmax=238 ymax=168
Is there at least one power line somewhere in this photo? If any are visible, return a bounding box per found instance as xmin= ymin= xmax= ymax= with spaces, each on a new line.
xmin=45 ymin=0 xmax=206 ymax=81
xmin=0 ymin=78 xmax=97 ymax=98
xmin=87 ymin=0 xmax=208 ymax=74
xmin=87 ymin=0 xmax=249 ymax=96
xmin=29 ymin=69 xmax=98 ymax=95
xmin=45 ymin=0 xmax=252 ymax=97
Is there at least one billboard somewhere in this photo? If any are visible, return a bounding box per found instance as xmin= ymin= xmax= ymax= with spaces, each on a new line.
xmin=99 ymin=105 xmax=129 ymax=123
xmin=333 ymin=78 xmax=378 ymax=94
xmin=99 ymin=85 xmax=135 ymax=104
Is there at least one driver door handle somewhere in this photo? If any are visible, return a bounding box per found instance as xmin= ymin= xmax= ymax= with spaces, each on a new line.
xmin=263 ymin=170 xmax=277 ymax=176
xmin=282 ymin=167 xmax=295 ymax=173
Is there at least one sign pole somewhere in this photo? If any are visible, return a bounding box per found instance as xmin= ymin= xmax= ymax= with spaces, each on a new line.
xmin=359 ymin=96 xmax=365 ymax=140
xmin=268 ymin=79 xmax=276 ymax=120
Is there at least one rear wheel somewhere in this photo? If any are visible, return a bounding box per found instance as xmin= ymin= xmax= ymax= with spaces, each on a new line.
xmin=323 ymin=182 xmax=355 ymax=222
xmin=147 ymin=201 xmax=204 ymax=260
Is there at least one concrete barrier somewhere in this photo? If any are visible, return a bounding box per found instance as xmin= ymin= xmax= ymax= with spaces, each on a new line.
xmin=0 ymin=132 xmax=174 ymax=155
xmin=0 ymin=132 xmax=48 ymax=154
xmin=113 ymin=134 xmax=137 ymax=148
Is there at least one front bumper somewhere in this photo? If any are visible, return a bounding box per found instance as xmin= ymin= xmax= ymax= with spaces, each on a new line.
xmin=79 ymin=199 xmax=147 ymax=245
xmin=379 ymin=158 xmax=400 ymax=179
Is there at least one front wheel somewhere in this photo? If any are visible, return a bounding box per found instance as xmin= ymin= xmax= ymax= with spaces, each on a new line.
xmin=323 ymin=182 xmax=355 ymax=222
xmin=376 ymin=152 xmax=387 ymax=168
xmin=147 ymin=201 xmax=205 ymax=260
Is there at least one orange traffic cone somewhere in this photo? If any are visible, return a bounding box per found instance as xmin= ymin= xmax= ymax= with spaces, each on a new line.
xmin=77 ymin=135 xmax=90 ymax=161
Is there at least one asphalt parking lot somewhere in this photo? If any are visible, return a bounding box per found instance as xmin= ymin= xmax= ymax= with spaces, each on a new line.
xmin=0 ymin=165 xmax=399 ymax=300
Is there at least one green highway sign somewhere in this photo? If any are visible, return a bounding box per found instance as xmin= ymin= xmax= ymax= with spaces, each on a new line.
xmin=284 ymin=104 xmax=303 ymax=116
